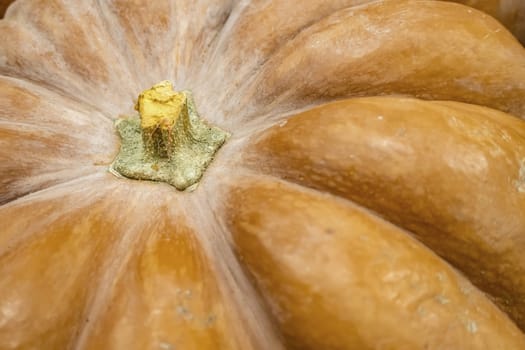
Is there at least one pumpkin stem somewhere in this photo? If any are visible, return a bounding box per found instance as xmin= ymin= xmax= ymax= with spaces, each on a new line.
xmin=109 ymin=81 xmax=229 ymax=191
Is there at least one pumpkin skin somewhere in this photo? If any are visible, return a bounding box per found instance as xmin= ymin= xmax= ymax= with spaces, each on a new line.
xmin=1 ymin=0 xmax=525 ymax=349
xmin=450 ymin=0 xmax=525 ymax=43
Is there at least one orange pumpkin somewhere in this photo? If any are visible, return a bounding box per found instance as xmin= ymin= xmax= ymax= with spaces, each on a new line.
xmin=450 ymin=0 xmax=525 ymax=43
xmin=1 ymin=0 xmax=525 ymax=349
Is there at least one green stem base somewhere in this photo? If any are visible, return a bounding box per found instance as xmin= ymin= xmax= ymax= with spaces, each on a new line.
xmin=109 ymin=87 xmax=229 ymax=191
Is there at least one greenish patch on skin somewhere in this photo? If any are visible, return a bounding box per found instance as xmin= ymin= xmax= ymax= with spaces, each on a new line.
xmin=109 ymin=84 xmax=229 ymax=191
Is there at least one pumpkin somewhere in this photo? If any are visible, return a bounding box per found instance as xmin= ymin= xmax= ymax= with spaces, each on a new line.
xmin=450 ymin=0 xmax=525 ymax=43
xmin=1 ymin=0 xmax=525 ymax=349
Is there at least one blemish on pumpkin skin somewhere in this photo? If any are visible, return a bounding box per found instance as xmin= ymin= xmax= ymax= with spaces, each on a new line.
xmin=324 ymin=228 xmax=335 ymax=235
xmin=175 ymin=288 xmax=192 ymax=299
xmin=434 ymin=295 xmax=450 ymax=305
xmin=466 ymin=320 xmax=478 ymax=333
xmin=159 ymin=341 xmax=174 ymax=350
xmin=176 ymin=306 xmax=194 ymax=322
xmin=205 ymin=315 xmax=217 ymax=327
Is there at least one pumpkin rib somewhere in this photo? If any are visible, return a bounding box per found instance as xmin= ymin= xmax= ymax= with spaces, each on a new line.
xmin=74 ymin=188 xmax=285 ymax=350
xmin=86 ymin=0 xmax=144 ymax=90
xmin=217 ymin=167 xmax=429 ymax=242
xmin=230 ymin=0 xmax=525 ymax=121
xmin=243 ymin=96 xmax=525 ymax=330
xmin=0 ymin=63 xmax=115 ymax=119
xmin=199 ymin=0 xmax=251 ymax=68
xmin=0 ymin=75 xmax=118 ymax=204
xmin=218 ymin=167 xmax=457 ymax=261
xmin=0 ymin=172 xmax=107 ymax=245
xmin=183 ymin=188 xmax=289 ymax=350
xmin=0 ymin=124 xmax=115 ymax=205
xmin=69 ymin=230 xmax=148 ymax=350
xmin=70 ymin=198 xmax=184 ymax=350
xmin=0 ymin=119 xmax=95 ymax=136
xmin=0 ymin=3 xmax=138 ymax=116
xmin=222 ymin=174 xmax=525 ymax=349
xmin=68 ymin=198 xmax=154 ymax=350
xmin=448 ymin=0 xmax=525 ymax=43
xmin=170 ymin=0 xmax=237 ymax=86
xmin=0 ymin=72 xmax=114 ymax=120
xmin=237 ymin=169 xmax=525 ymax=328
xmin=93 ymin=0 xmax=237 ymax=91
xmin=0 ymin=75 xmax=114 ymax=123
xmin=93 ymin=0 xmax=179 ymax=89
xmin=0 ymin=165 xmax=107 ymax=206
xmin=198 ymin=0 xmax=380 ymax=123
xmin=195 ymin=0 xmax=375 ymax=108
xmin=0 ymin=174 xmax=143 ymax=349
xmin=182 ymin=1 xmax=235 ymax=80
xmin=197 ymin=0 xmax=387 ymax=123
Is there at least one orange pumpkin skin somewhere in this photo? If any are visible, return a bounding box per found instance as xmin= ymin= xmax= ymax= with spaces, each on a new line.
xmin=1 ymin=1 xmax=525 ymax=349
xmin=450 ymin=0 xmax=525 ymax=43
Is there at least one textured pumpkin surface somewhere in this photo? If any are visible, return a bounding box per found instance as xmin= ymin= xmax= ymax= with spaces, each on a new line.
xmin=450 ymin=0 xmax=525 ymax=43
xmin=1 ymin=0 xmax=525 ymax=349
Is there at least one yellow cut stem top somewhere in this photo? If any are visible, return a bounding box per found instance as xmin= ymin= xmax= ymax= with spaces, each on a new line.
xmin=135 ymin=80 xmax=185 ymax=130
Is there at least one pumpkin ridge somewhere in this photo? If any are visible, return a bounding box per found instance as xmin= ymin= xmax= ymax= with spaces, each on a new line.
xmin=225 ymin=101 xmax=320 ymax=137
xmin=0 ymin=171 xmax=106 ymax=209
xmin=0 ymin=73 xmax=113 ymax=120
xmin=199 ymin=1 xmax=242 ymax=65
xmin=0 ymin=177 xmax=175 ymax=349
xmin=0 ymin=177 xmax=106 ymax=260
xmin=0 ymin=166 xmax=107 ymax=206
xmin=0 ymin=2 xmax=138 ymax=116
xmin=71 ymin=205 xmax=155 ymax=350
xmin=243 ymin=96 xmax=525 ymax=331
xmin=0 ymin=119 xmax=109 ymax=139
xmin=235 ymin=171 xmax=426 ymax=242
xmin=202 ymin=0 xmax=378 ymax=115
xmin=181 ymin=191 xmax=287 ymax=349
xmin=239 ymin=172 xmax=525 ymax=328
xmin=89 ymin=1 xmax=143 ymax=90
xmin=222 ymin=174 xmax=525 ymax=349
xmin=0 ymin=75 xmax=119 ymax=204
xmin=195 ymin=2 xmax=236 ymax=65
xmin=240 ymin=0 xmax=525 ymax=118
xmin=243 ymin=0 xmax=382 ymax=72
xmin=94 ymin=0 xmax=175 ymax=88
